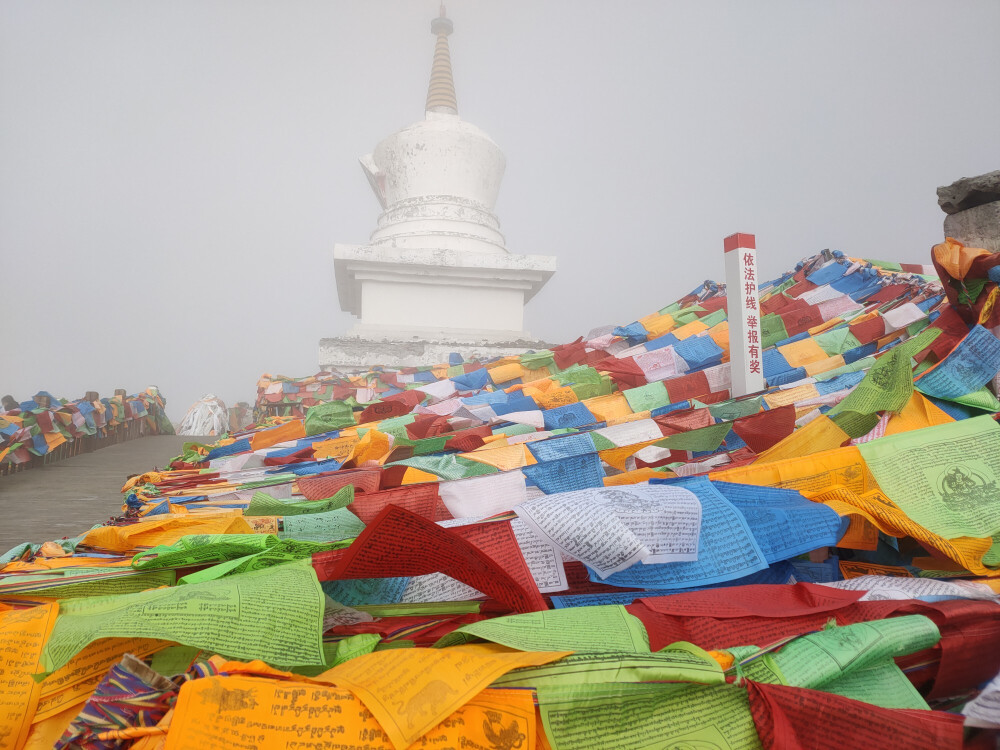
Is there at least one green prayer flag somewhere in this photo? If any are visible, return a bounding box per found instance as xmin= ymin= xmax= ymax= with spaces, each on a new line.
xmin=244 ymin=485 xmax=354 ymax=517
xmin=280 ymin=507 xmax=365 ymax=542
xmin=492 ymin=641 xmax=723 ymax=689
xmin=178 ymin=539 xmax=348 ymax=584
xmin=435 ymin=605 xmax=649 ymax=652
xmin=388 ymin=454 xmax=498 ymax=480
xmin=769 ymin=615 xmax=939 ymax=691
xmin=708 ymin=396 xmax=763 ymax=421
xmin=132 ymin=534 xmax=278 ymax=570
xmin=828 ymin=345 xmax=913 ymax=437
xmin=857 ymin=416 xmax=1000 ymax=538
xmin=656 ymin=421 xmax=732 ymax=452
xmin=304 ymin=400 xmax=357 ymax=435
xmin=623 ymin=382 xmax=670 ymax=413
xmin=761 ymin=313 xmax=789 ymax=348
xmin=40 ymin=558 xmax=326 ymax=674
xmin=537 ymin=682 xmax=758 ymax=750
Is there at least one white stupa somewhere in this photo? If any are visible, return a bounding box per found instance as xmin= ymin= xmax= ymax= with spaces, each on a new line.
xmin=319 ymin=7 xmax=556 ymax=372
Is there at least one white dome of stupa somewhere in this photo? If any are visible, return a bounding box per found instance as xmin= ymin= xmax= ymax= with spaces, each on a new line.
xmin=359 ymin=8 xmax=509 ymax=255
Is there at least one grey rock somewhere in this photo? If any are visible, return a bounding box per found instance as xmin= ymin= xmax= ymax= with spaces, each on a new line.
xmin=943 ymin=201 xmax=1000 ymax=253
xmin=937 ymin=170 xmax=1000 ymax=214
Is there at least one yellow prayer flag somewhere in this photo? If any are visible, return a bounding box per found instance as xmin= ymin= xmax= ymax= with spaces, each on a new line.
xmin=43 ymin=432 xmax=67 ymax=451
xmin=598 ymin=439 xmax=663 ymax=472
xmin=583 ymin=393 xmax=633 ymax=422
xmin=712 ymin=445 xmax=878 ymax=496
xmin=533 ymin=387 xmax=579 ymax=410
xmin=489 ymin=362 xmax=524 ymax=385
xmin=312 ymin=434 xmax=360 ymax=460
xmin=638 ymin=312 xmax=675 ymax=337
xmin=672 ymin=320 xmax=709 ymax=340
xmin=754 ymin=415 xmax=850 ymax=464
xmin=763 ymin=384 xmax=820 ymax=409
xmin=777 ymin=337 xmax=829 ymax=368
xmin=606 ymin=410 xmax=653 ymax=426
xmin=807 ymin=317 xmax=844 ymax=336
xmin=462 ymin=444 xmax=536 ymax=471
xmin=803 ymin=355 xmax=846 ymax=377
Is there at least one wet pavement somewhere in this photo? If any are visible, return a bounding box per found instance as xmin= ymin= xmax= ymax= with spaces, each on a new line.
xmin=0 ymin=435 xmax=205 ymax=553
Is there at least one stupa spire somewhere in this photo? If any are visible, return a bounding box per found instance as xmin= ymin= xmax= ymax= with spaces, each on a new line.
xmin=425 ymin=4 xmax=458 ymax=115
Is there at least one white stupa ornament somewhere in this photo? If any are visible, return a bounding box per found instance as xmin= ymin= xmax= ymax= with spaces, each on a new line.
xmin=322 ymin=7 xmax=556 ymax=371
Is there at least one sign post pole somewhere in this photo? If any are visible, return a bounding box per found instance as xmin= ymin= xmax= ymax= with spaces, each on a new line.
xmin=724 ymin=232 xmax=765 ymax=397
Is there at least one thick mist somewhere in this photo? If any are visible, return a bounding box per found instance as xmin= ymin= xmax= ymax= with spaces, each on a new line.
xmin=2 ymin=1 xmax=998 ymax=420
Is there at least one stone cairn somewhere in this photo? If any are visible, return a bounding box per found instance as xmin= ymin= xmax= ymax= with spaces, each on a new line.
xmin=938 ymin=170 xmax=1000 ymax=253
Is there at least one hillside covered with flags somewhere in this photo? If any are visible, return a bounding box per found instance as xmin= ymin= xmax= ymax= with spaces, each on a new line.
xmin=3 ymin=239 xmax=1000 ymax=748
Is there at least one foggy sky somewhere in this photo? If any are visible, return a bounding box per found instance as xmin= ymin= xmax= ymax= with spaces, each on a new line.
xmin=2 ymin=1 xmax=998 ymax=421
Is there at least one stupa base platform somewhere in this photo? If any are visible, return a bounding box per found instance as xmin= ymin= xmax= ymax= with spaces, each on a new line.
xmin=318 ymin=332 xmax=551 ymax=374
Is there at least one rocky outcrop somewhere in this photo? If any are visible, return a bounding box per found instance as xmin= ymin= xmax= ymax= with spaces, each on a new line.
xmin=938 ymin=171 xmax=1000 ymax=253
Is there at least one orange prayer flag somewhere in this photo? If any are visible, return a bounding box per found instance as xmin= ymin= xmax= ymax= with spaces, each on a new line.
xmin=0 ymin=603 xmax=60 ymax=750
xmin=164 ymin=675 xmax=541 ymax=750
xmin=312 ymin=434 xmax=360 ymax=460
xmin=249 ymin=419 xmax=306 ymax=451
xmin=23 ymin=700 xmax=85 ymax=750
xmin=708 ymin=321 xmax=730 ymax=352
xmin=840 ymin=560 xmax=914 ymax=579
xmin=932 ymin=237 xmax=990 ymax=280
xmin=35 ymin=638 xmax=167 ymax=722
xmin=343 ymin=429 xmax=392 ymax=467
xmin=400 ymin=467 xmax=440 ymax=485
xmin=884 ymin=391 xmax=953 ymax=436
xmin=82 ymin=512 xmax=252 ymax=554
xmin=835 ymin=514 xmax=880 ymax=551
xmin=604 ymin=468 xmax=670 ymax=486
xmin=598 ymin=438 xmax=663 ymax=472
xmin=318 ymin=643 xmax=568 ymax=750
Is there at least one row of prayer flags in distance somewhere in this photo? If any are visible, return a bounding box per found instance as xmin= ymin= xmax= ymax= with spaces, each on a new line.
xmin=0 ymin=388 xmax=173 ymax=466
